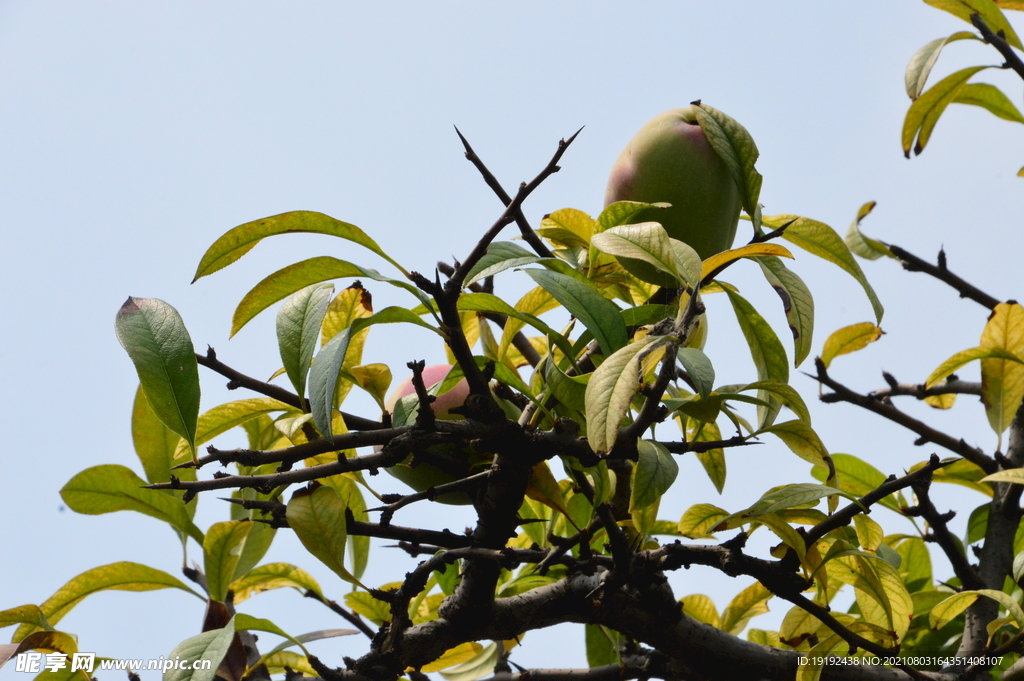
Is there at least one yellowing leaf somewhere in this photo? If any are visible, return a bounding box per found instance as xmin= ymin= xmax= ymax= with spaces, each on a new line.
xmin=585 ymin=335 xmax=662 ymax=454
xmin=930 ymin=589 xmax=1024 ymax=630
xmin=700 ymin=243 xmax=793 ymax=281
xmin=719 ymin=582 xmax=773 ymax=636
xmin=760 ymin=420 xmax=829 ymax=465
xmin=820 ymin=322 xmax=883 ymax=369
xmin=229 ymin=563 xmax=322 ymax=603
xmin=980 ymin=303 xmax=1024 ymax=436
xmin=678 ymin=503 xmax=729 ymax=539
xmin=420 ymin=642 xmax=484 ymax=673
xmin=203 ymin=520 xmax=253 ymax=602
xmin=903 ymin=66 xmax=989 ymax=156
xmin=680 ymin=594 xmax=720 ymax=628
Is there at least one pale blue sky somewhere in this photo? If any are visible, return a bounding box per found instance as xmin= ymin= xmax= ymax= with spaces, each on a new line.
xmin=1 ymin=2 xmax=1021 ymax=675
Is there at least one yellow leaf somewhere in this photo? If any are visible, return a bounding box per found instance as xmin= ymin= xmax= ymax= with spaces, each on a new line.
xmin=700 ymin=243 xmax=793 ymax=280
xmin=524 ymin=462 xmax=572 ymax=519
xmin=419 ymin=642 xmax=484 ymax=673
xmin=980 ymin=303 xmax=1024 ymax=436
xmin=820 ymin=322 xmax=883 ymax=369
xmin=719 ymin=582 xmax=773 ymax=635
xmin=680 ymin=594 xmax=720 ymax=628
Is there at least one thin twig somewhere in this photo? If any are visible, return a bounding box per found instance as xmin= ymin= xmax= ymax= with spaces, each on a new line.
xmin=447 ymin=128 xmax=582 ymax=290
xmin=196 ymin=347 xmax=385 ymax=431
xmin=454 ymin=126 xmax=556 ymax=259
xmin=813 ymin=358 xmax=995 ymax=473
xmin=971 ymin=13 xmax=1024 ymax=83
xmin=906 ymin=477 xmax=981 ymax=590
xmin=888 ymin=244 xmax=1001 ymax=310
xmin=302 ymin=590 xmax=377 ymax=639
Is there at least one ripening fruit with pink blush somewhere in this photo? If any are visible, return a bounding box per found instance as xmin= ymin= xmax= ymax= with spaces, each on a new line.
xmin=605 ymin=106 xmax=741 ymax=286
xmin=385 ymin=364 xmax=471 ymax=419
xmin=382 ymin=364 xmax=485 ymax=505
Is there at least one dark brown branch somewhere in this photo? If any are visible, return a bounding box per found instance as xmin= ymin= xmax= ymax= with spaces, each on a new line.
xmin=813 ymin=358 xmax=995 ymax=473
xmin=454 ymin=126 xmax=556 ymax=260
xmin=906 ymin=476 xmax=981 ymax=590
xmin=436 ymin=260 xmax=542 ymax=367
xmin=887 ymin=244 xmax=1001 ymax=310
xmin=447 ymin=127 xmax=581 ymax=291
xmin=659 ymin=435 xmax=758 ymax=455
xmin=182 ymin=427 xmax=411 ymax=470
xmin=868 ymin=375 xmax=981 ymax=401
xmin=803 ymin=453 xmax=954 ymax=546
xmin=196 ymin=347 xmax=385 ymax=431
xmin=971 ymin=13 xmax=1024 ymax=83
xmin=373 ymin=469 xmax=494 ymax=524
xmin=347 ymin=511 xmax=475 ymax=549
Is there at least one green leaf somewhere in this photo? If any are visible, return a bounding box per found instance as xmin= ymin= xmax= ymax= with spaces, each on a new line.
xmin=115 ymin=297 xmax=200 ymax=458
xmin=131 ymin=385 xmax=189 ymax=486
xmin=677 ymin=347 xmax=715 ymax=399
xmin=597 ymin=201 xmax=665 ymax=233
xmin=591 ymin=223 xmax=684 ymax=285
xmin=164 ymin=617 xmax=236 ymax=681
xmin=630 ymin=440 xmax=679 ymax=511
xmin=585 ymin=625 xmax=620 ymax=667
xmin=525 ymin=269 xmax=628 ymax=356
xmin=422 ymin=643 xmax=485 ymax=673
xmin=309 ymin=308 xmax=442 ymax=439
xmin=542 ymin=356 xmax=588 ymax=413
xmin=193 ymin=210 xmax=404 ymax=282
xmin=286 ymin=484 xmax=363 ymax=587
xmin=903 ymin=65 xmax=989 ymax=156
xmin=812 ymin=453 xmax=902 ymax=513
xmin=844 ymin=200 xmax=894 ymax=261
xmin=203 ymin=521 xmax=253 ymax=602
xmin=746 ymin=483 xmax=844 ymax=517
xmin=440 ymin=642 xmax=500 ymax=681
xmin=765 ymin=214 xmax=884 ymax=323
xmin=760 ymin=420 xmax=829 ymax=466
xmin=60 ymin=465 xmax=204 ymax=544
xmin=955 ymin=82 xmax=1024 ymax=123
xmin=820 ymin=322 xmax=884 ymax=369
xmin=321 ymin=475 xmax=371 ymax=581
xmin=680 ymin=594 xmax=720 ymax=628
xmin=13 ymin=562 xmax=200 ymax=642
xmin=278 ymin=283 xmax=334 ymax=402
xmin=724 ymin=288 xmax=789 ymax=428
xmin=230 ymin=563 xmax=323 ymax=603
xmin=905 ymin=31 xmax=979 ymax=99
xmin=465 ymin=241 xmax=541 ymax=285
xmin=739 ymin=379 xmax=811 ymax=425
xmin=924 ymin=0 xmax=1022 ymax=49
xmin=691 ymin=102 xmax=763 ymax=217
xmin=584 ymin=335 xmax=663 ymax=453
xmin=756 ymin=256 xmax=815 ymax=366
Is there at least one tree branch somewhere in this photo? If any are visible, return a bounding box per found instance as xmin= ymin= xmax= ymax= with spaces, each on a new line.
xmin=454 ymin=126 xmax=556 ymax=260
xmin=447 ymin=128 xmax=581 ymax=291
xmin=971 ymin=13 xmax=1024 ymax=83
xmin=196 ymin=347 xmax=385 ymax=431
xmin=813 ymin=358 xmax=995 ymax=473
xmin=887 ymin=244 xmax=1001 ymax=311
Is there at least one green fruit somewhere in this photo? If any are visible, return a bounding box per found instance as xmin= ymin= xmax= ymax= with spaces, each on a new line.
xmin=604 ymin=106 xmax=741 ymax=286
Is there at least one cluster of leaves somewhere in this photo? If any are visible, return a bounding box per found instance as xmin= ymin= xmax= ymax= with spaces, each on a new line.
xmin=903 ymin=0 xmax=1024 ymax=175
xmin=3 ymin=4 xmax=1024 ymax=681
